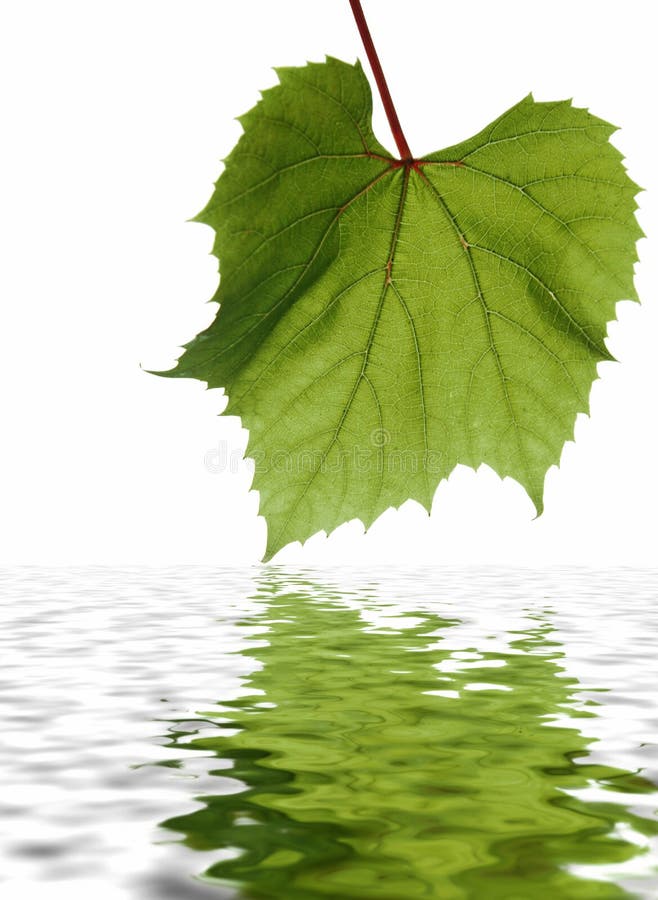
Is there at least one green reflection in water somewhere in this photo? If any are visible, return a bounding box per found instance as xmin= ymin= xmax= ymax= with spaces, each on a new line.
xmin=159 ymin=577 xmax=657 ymax=899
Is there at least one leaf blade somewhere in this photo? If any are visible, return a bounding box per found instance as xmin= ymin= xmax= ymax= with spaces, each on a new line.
xmin=163 ymin=59 xmax=641 ymax=560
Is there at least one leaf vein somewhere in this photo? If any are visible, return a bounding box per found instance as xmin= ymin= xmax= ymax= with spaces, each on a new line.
xmin=416 ymin=169 xmax=534 ymax=484
xmin=461 ymin=163 xmax=629 ymax=293
xmin=460 ymin=123 xmax=611 ymax=160
xmin=201 ymin=167 xmax=398 ymax=369
xmin=268 ymin=168 xmax=410 ymax=547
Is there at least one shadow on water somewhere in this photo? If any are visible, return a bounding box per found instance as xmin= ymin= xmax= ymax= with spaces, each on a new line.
xmin=153 ymin=573 xmax=658 ymax=899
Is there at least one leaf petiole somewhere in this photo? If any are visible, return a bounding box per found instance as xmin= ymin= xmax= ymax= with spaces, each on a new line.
xmin=347 ymin=0 xmax=413 ymax=161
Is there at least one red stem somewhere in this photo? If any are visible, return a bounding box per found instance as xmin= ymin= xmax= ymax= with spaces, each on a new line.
xmin=348 ymin=0 xmax=412 ymax=161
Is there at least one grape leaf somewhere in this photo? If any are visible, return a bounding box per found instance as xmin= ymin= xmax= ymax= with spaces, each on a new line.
xmin=161 ymin=57 xmax=641 ymax=560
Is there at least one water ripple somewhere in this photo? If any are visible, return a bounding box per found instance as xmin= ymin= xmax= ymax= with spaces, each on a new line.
xmin=1 ymin=567 xmax=657 ymax=898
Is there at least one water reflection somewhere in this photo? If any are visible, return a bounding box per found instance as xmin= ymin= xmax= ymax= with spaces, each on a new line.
xmin=156 ymin=575 xmax=658 ymax=898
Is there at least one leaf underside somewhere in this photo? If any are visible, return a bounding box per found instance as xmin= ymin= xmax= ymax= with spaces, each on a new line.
xmin=162 ymin=57 xmax=641 ymax=560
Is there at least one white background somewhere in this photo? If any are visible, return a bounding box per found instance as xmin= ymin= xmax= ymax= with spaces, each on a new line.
xmin=1 ymin=0 xmax=656 ymax=566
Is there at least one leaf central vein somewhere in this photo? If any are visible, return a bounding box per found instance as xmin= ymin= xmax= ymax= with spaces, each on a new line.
xmin=270 ymin=167 xmax=411 ymax=545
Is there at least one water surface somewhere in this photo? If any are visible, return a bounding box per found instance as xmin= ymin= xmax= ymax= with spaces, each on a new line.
xmin=2 ymin=568 xmax=657 ymax=898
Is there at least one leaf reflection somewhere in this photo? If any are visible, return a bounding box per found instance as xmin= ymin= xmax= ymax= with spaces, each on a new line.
xmin=156 ymin=574 xmax=658 ymax=899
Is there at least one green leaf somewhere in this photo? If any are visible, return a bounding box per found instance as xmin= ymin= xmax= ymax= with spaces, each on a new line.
xmin=161 ymin=57 xmax=641 ymax=560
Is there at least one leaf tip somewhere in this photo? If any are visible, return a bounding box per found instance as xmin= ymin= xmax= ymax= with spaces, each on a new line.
xmin=142 ymin=362 xmax=180 ymax=379
xmin=272 ymin=64 xmax=295 ymax=86
xmin=530 ymin=493 xmax=545 ymax=521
